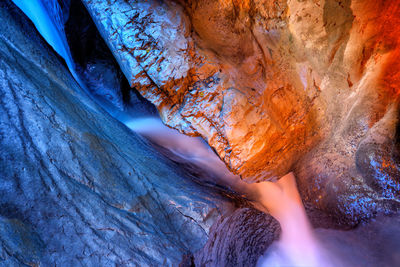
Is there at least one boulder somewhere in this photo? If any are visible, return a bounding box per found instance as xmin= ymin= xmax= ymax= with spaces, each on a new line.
xmin=193 ymin=207 xmax=280 ymax=267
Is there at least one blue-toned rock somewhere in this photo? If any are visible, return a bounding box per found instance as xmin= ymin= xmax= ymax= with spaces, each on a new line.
xmin=0 ymin=2 xmax=237 ymax=265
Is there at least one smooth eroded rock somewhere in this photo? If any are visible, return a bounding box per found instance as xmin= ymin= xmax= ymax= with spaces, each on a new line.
xmin=0 ymin=2 xmax=239 ymax=265
xmin=193 ymin=207 xmax=280 ymax=267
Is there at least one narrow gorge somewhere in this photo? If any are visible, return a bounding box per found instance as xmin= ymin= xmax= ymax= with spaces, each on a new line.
xmin=1 ymin=0 xmax=399 ymax=266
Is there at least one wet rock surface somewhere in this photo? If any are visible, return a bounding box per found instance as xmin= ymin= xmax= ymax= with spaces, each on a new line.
xmin=0 ymin=2 xmax=240 ymax=265
xmin=293 ymin=0 xmax=400 ymax=226
xmin=298 ymin=103 xmax=400 ymax=227
xmin=81 ymin=0 xmax=400 ymax=226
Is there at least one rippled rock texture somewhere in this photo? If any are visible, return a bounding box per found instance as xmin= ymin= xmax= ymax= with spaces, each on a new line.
xmin=82 ymin=0 xmax=400 ymax=226
xmin=193 ymin=208 xmax=280 ymax=267
xmin=0 ymin=2 xmax=239 ymax=265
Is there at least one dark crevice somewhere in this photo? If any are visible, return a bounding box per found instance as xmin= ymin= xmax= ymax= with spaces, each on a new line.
xmin=65 ymin=0 xmax=157 ymax=117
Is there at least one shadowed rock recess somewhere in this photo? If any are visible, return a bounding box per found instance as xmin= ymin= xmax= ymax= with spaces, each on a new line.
xmin=0 ymin=2 xmax=278 ymax=265
xmin=82 ymin=0 xmax=400 ymax=226
xmin=193 ymin=208 xmax=281 ymax=267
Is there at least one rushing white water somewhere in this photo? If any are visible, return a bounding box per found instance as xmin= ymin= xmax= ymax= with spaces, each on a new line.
xmin=126 ymin=117 xmax=339 ymax=266
xmin=124 ymin=117 xmax=243 ymax=188
xmin=126 ymin=121 xmax=338 ymax=266
xmin=13 ymin=2 xmax=339 ymax=266
xmin=255 ymin=173 xmax=339 ymax=267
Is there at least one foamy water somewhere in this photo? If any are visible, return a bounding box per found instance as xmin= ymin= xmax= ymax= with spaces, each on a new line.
xmin=255 ymin=173 xmax=339 ymax=267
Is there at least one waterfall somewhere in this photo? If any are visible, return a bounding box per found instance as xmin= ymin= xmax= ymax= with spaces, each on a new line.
xmin=11 ymin=0 xmax=84 ymax=88
xmin=255 ymin=173 xmax=340 ymax=267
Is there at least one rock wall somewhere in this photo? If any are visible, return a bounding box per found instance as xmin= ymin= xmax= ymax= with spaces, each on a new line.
xmin=0 ymin=2 xmax=239 ymax=265
xmin=294 ymin=0 xmax=400 ymax=226
xmin=65 ymin=0 xmax=158 ymax=117
xmin=3 ymin=0 xmax=400 ymax=264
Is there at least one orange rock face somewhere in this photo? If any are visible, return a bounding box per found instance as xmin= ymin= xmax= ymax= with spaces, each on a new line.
xmin=293 ymin=0 xmax=400 ymax=225
xmin=82 ymin=0 xmax=400 ymax=191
